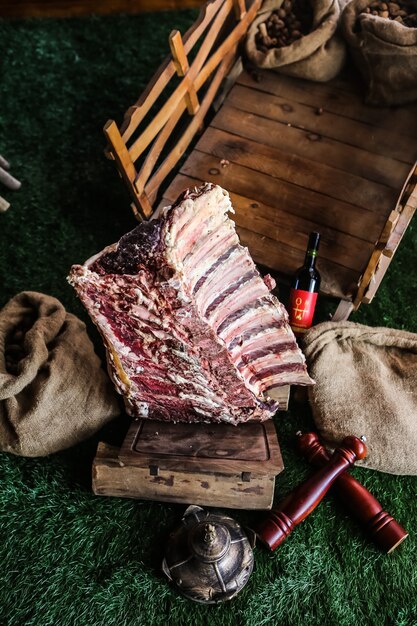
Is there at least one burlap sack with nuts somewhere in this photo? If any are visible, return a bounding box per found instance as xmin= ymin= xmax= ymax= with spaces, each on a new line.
xmin=342 ymin=0 xmax=417 ymax=105
xmin=303 ymin=321 xmax=417 ymax=475
xmin=0 ymin=291 xmax=120 ymax=456
xmin=245 ymin=0 xmax=346 ymax=82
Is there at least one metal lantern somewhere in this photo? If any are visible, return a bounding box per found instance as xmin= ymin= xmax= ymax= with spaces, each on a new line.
xmin=162 ymin=505 xmax=255 ymax=604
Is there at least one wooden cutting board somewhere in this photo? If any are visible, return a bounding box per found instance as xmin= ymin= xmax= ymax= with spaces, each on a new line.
xmin=93 ymin=419 xmax=284 ymax=510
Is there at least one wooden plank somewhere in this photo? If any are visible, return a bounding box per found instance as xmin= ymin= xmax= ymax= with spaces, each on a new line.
xmin=236 ymin=226 xmax=360 ymax=300
xmin=0 ymin=0 xmax=204 ymax=19
xmin=104 ymin=119 xmax=137 ymax=184
xmin=186 ymin=0 xmax=235 ymax=86
xmin=192 ymin=0 xmax=261 ymax=92
xmin=230 ymin=200 xmax=373 ymax=274
xmin=131 ymin=3 xmax=239 ymax=193
xmin=233 ymin=0 xmax=246 ymax=19
xmin=265 ymin=385 xmax=289 ymax=410
xmin=128 ymin=71 xmax=196 ymax=163
xmin=93 ymin=443 xmax=276 ymax=509
xmin=358 ymin=193 xmax=414 ymax=307
xmin=103 ymin=119 xmax=153 ymax=220
xmin=134 ymin=97 xmax=185 ymax=196
xmin=163 ymin=172 xmax=375 ymax=272
xmin=332 ymin=300 xmax=354 ymax=321
xmin=178 ymin=151 xmax=389 ymax=248
xmin=162 ymin=175 xmax=361 ymax=299
xmin=212 ymin=104 xmax=412 ymax=190
xmin=169 ymin=30 xmax=200 ymax=115
xmin=120 ymin=419 xmax=284 ymax=475
xmin=237 ymin=70 xmax=417 ymax=141
xmin=144 ymin=45 xmax=237 ymax=203
xmin=355 ymin=164 xmax=417 ymax=306
xmin=119 ymin=0 xmax=226 ymax=141
xmin=227 ymin=83 xmax=417 ymax=166
xmin=128 ymin=0 xmax=259 ymax=163
xmin=196 ymin=126 xmax=396 ymax=213
xmin=360 ymin=254 xmax=391 ymax=306
xmin=159 ymin=173 xmax=385 ymax=248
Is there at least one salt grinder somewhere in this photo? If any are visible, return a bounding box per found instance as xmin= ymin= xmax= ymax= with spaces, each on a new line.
xmin=256 ymin=435 xmax=367 ymax=551
xmin=296 ymin=432 xmax=408 ymax=553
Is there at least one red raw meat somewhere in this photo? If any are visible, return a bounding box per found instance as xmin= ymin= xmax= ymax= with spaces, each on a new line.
xmin=68 ymin=183 xmax=313 ymax=424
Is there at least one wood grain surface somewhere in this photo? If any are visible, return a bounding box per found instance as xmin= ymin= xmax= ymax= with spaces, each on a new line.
xmin=119 ymin=418 xmax=284 ymax=475
xmin=0 ymin=0 xmax=203 ymax=19
xmin=101 ymin=0 xmax=417 ymax=310
xmin=93 ymin=438 xmax=280 ymax=509
xmin=159 ymin=65 xmax=417 ymax=304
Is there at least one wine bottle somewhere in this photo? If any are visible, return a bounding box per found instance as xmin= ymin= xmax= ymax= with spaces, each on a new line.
xmin=289 ymin=232 xmax=321 ymax=336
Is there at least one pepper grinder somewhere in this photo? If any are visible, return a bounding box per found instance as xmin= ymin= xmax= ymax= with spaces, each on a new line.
xmin=256 ymin=435 xmax=367 ymax=551
xmin=295 ymin=432 xmax=408 ymax=553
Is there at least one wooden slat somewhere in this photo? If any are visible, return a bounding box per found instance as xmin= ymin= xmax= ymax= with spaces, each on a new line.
xmin=332 ymin=300 xmax=354 ymax=322
xmin=163 ymin=172 xmax=375 ymax=271
xmin=192 ymin=0 xmax=261 ymax=91
xmin=120 ymin=0 xmax=226 ymax=142
xmin=163 ymin=174 xmax=361 ymax=299
xmin=196 ymin=126 xmax=396 ymax=213
xmin=134 ymin=97 xmax=185 ymax=196
xmin=212 ymin=104 xmax=410 ymax=191
xmin=121 ymin=60 xmax=176 ymax=145
xmin=103 ymin=119 xmax=153 ymax=220
xmin=104 ymin=120 xmax=136 ymax=183
xmin=180 ymin=0 xmax=228 ymax=54
xmin=187 ymin=0 xmax=235 ymax=86
xmin=136 ymin=0 xmax=237 ymax=196
xmin=178 ymin=151 xmax=389 ymax=246
xmin=169 ymin=30 xmax=200 ymax=115
xmin=128 ymin=0 xmax=259 ymax=163
xmin=128 ymin=71 xmax=196 ymax=163
xmin=227 ymin=83 xmax=417 ymax=166
xmin=235 ymin=226 xmax=360 ymax=300
xmin=145 ymin=45 xmax=237 ymax=203
xmin=356 ymin=165 xmax=417 ymax=306
xmin=233 ymin=0 xmax=246 ymax=18
xmin=237 ymin=70 xmax=417 ymax=141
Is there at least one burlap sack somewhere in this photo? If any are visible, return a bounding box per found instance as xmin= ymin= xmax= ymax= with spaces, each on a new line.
xmin=303 ymin=321 xmax=417 ymax=475
xmin=342 ymin=0 xmax=417 ymax=105
xmin=0 ymin=292 xmax=120 ymax=456
xmin=245 ymin=0 xmax=346 ymax=82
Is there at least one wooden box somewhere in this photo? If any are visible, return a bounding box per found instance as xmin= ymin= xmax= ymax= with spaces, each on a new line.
xmin=92 ymin=419 xmax=284 ymax=509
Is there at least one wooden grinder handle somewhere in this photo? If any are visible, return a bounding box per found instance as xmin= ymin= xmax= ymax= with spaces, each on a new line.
xmin=256 ymin=435 xmax=367 ymax=551
xmin=296 ymin=432 xmax=408 ymax=553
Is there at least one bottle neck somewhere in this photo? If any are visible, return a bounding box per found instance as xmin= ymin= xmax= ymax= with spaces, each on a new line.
xmin=304 ymin=248 xmax=318 ymax=269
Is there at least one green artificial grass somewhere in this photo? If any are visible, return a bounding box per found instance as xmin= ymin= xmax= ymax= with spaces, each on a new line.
xmin=0 ymin=10 xmax=417 ymax=626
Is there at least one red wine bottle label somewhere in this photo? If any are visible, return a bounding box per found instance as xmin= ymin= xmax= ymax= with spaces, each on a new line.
xmin=289 ymin=288 xmax=318 ymax=335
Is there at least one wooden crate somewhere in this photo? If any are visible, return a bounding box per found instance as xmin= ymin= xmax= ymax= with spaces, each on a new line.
xmin=92 ymin=419 xmax=284 ymax=509
xmin=160 ymin=68 xmax=417 ymax=319
xmin=104 ymin=0 xmax=417 ymax=322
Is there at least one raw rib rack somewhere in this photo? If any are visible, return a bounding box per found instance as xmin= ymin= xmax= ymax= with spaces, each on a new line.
xmin=69 ymin=183 xmax=313 ymax=425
